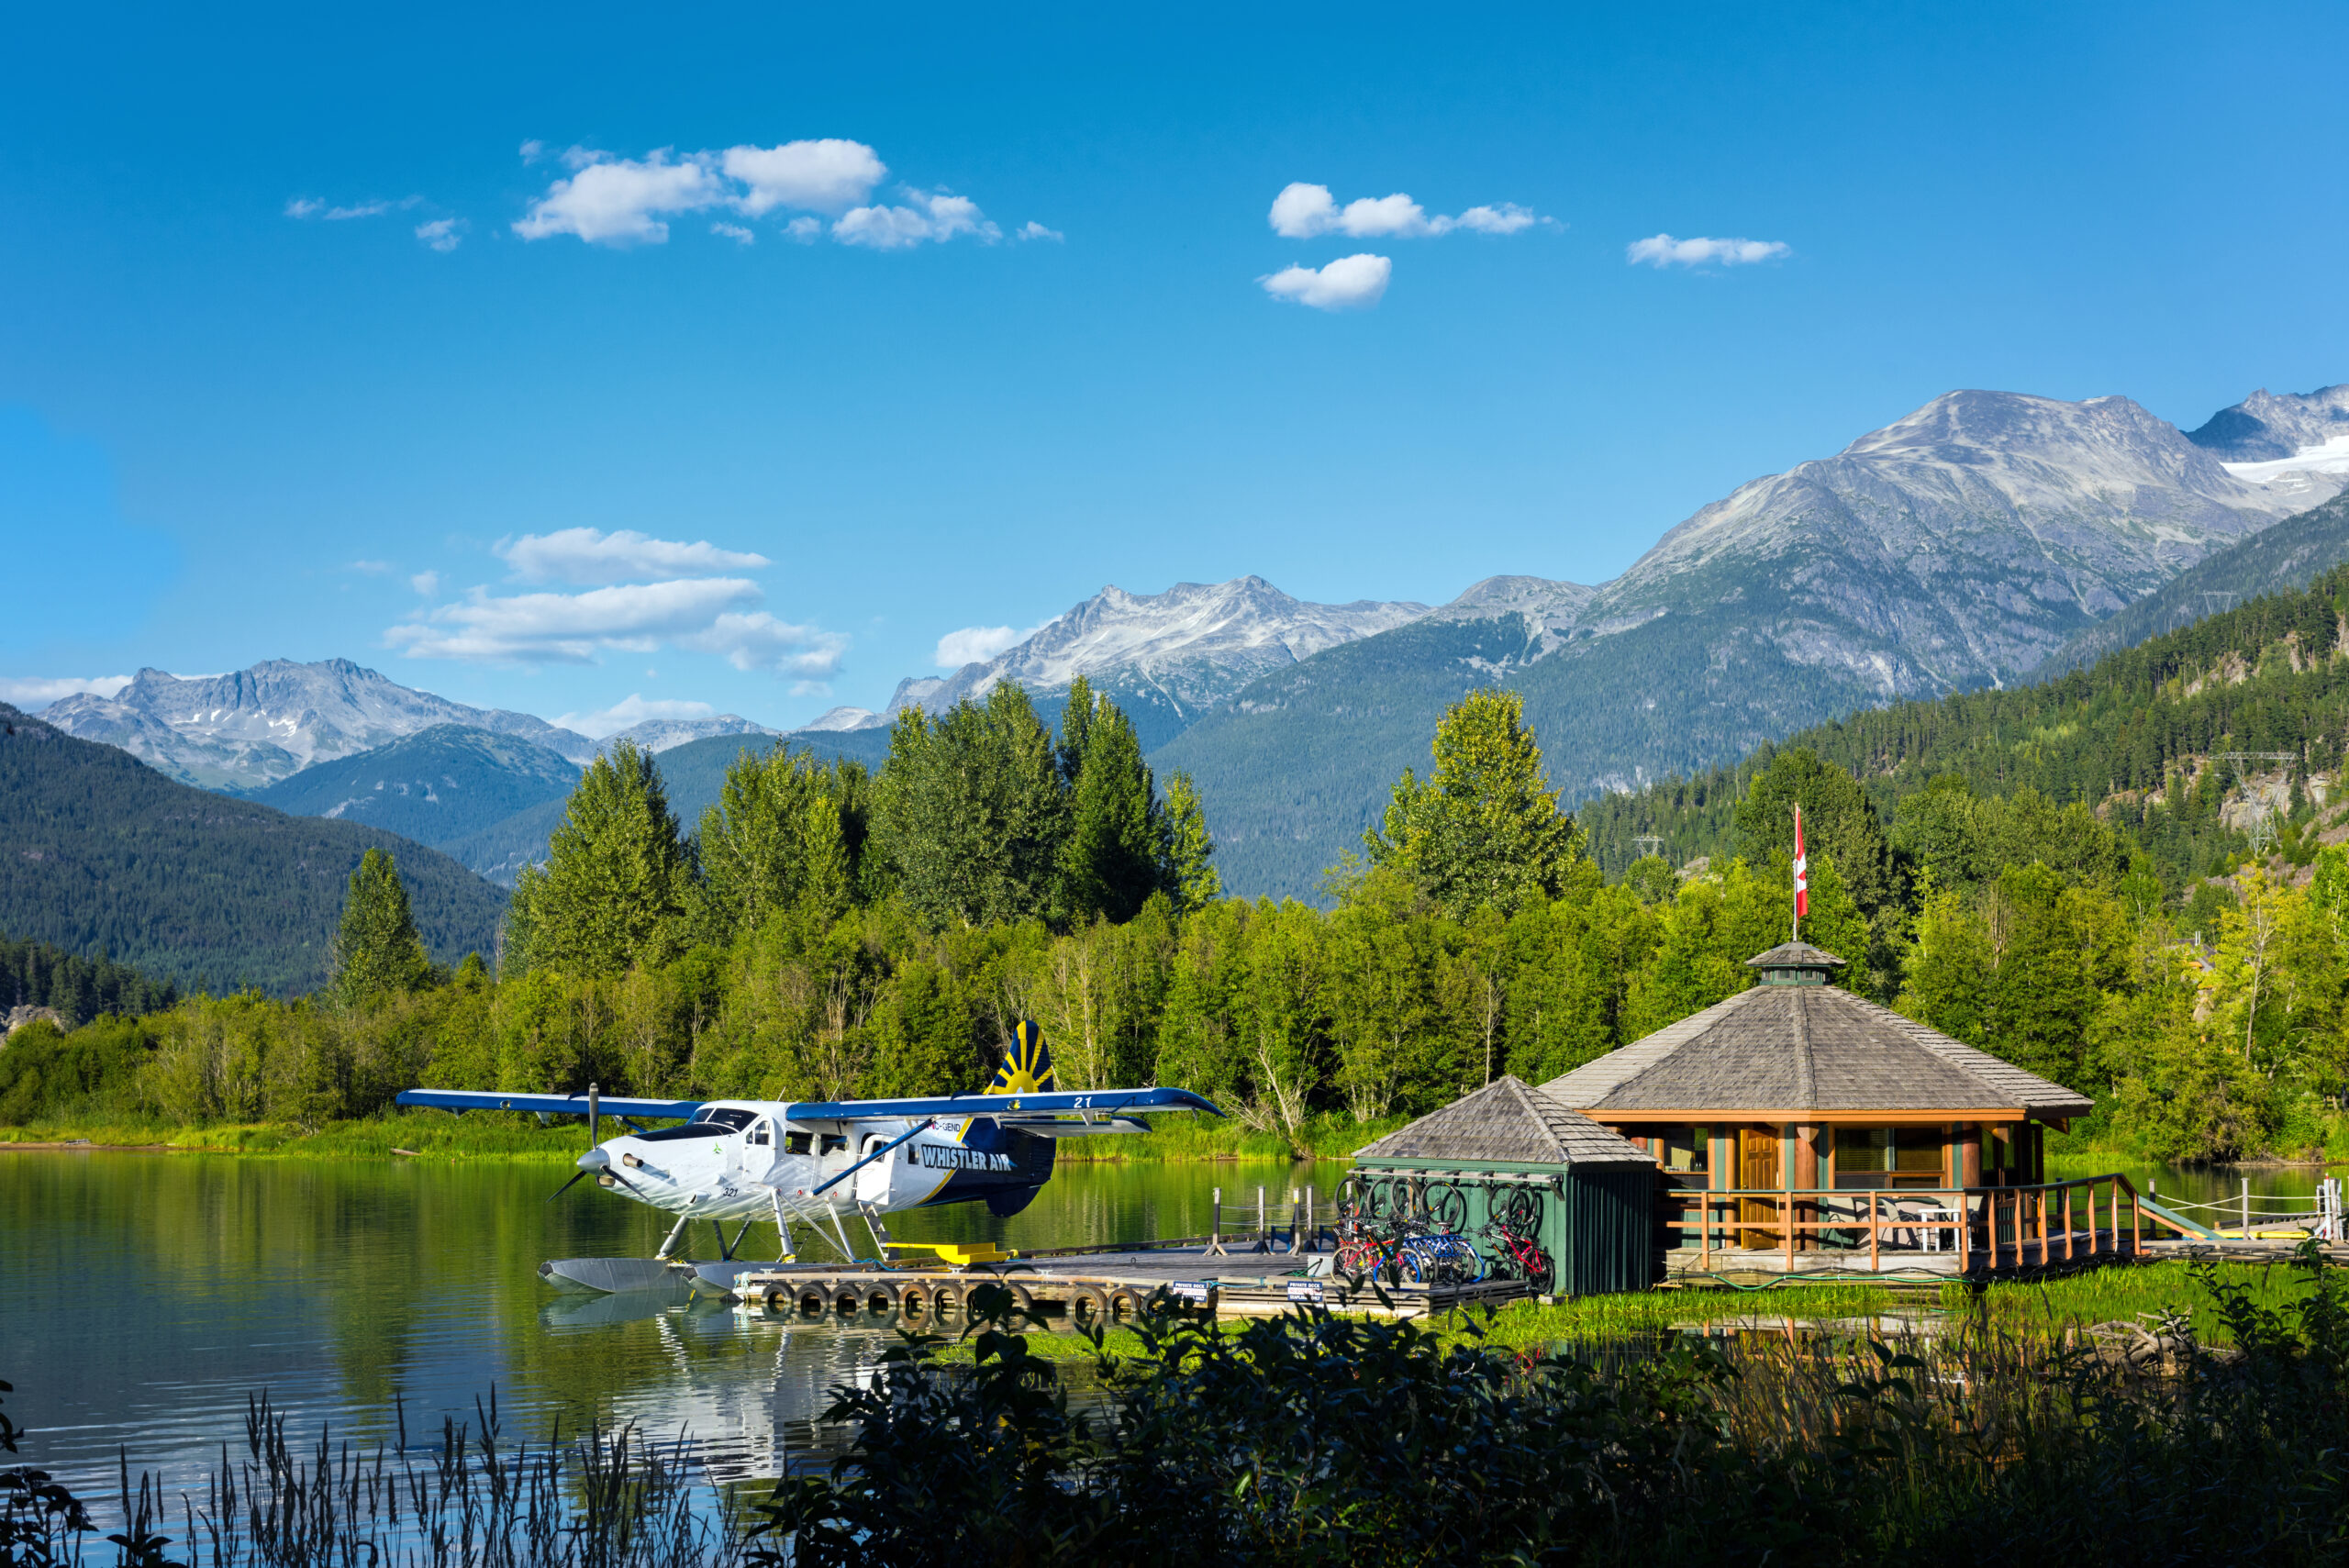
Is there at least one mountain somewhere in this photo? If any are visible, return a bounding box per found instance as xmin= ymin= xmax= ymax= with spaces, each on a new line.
xmin=878 ymin=577 xmax=1432 ymax=751
xmin=596 ymin=715 xmax=778 ymax=753
xmin=1160 ymin=388 xmax=2316 ymax=900
xmin=0 ymin=703 xmax=505 ymax=995
xmin=1580 ymin=557 xmax=2349 ymax=891
xmin=39 ymin=660 xmax=596 ymax=793
xmin=248 ymin=725 xmax=583 ymax=848
xmin=2041 ymin=489 xmax=2349 ymax=675
xmin=2186 ymin=384 xmax=2349 ymax=462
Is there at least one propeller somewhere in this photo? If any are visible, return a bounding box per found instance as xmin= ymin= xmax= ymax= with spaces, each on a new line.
xmin=545 ymin=1169 xmax=590 ymax=1205
xmin=546 ymin=1144 xmax=649 ymax=1203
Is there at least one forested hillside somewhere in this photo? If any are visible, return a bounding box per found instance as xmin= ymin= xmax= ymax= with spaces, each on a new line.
xmin=1584 ymin=562 xmax=2349 ymax=891
xmin=2 ymin=933 xmax=179 ymax=1024
xmin=2042 ymin=489 xmax=2349 ymax=675
xmin=0 ymin=705 xmax=506 ymax=993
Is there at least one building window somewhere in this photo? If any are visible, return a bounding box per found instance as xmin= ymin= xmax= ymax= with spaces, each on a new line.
xmin=1659 ymin=1126 xmax=1709 ymax=1174
xmin=1831 ymin=1126 xmax=1945 ymax=1188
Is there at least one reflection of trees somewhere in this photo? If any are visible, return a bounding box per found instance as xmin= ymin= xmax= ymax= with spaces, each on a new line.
xmin=2 ymin=1154 xmax=1309 ymax=1490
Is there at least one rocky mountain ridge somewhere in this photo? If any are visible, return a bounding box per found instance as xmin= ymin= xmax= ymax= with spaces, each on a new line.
xmin=40 ymin=660 xmax=597 ymax=793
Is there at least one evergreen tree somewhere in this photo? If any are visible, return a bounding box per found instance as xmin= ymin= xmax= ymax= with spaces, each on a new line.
xmin=328 ymin=848 xmax=434 ymax=1006
xmin=874 ymin=685 xmax=1068 ymax=928
xmin=1162 ymin=771 xmax=1222 ymax=910
xmin=1363 ymin=688 xmax=1583 ymax=919
xmin=508 ymin=741 xmax=692 ymax=978
xmin=1061 ymin=694 xmax=1163 ymax=924
xmin=696 ymin=746 xmax=862 ymax=944
xmin=1732 ymin=747 xmax=1898 ymax=914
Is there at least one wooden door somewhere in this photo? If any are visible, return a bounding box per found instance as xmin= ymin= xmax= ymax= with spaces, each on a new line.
xmin=1738 ymin=1127 xmax=1782 ymax=1249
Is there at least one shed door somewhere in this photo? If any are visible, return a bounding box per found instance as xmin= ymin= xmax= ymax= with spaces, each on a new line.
xmin=1738 ymin=1127 xmax=1782 ymax=1248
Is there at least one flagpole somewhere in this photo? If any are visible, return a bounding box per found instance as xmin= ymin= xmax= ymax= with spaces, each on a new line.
xmin=1791 ymin=803 xmax=1804 ymax=945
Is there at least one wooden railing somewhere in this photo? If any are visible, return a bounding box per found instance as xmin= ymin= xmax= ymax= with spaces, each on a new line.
xmin=1662 ymin=1173 xmax=2151 ymax=1272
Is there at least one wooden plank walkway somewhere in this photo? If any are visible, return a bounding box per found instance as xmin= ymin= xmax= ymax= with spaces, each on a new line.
xmin=706 ymin=1247 xmax=1536 ymax=1321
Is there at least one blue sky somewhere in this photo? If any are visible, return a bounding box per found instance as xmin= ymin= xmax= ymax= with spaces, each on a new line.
xmin=5 ymin=1 xmax=2347 ymax=734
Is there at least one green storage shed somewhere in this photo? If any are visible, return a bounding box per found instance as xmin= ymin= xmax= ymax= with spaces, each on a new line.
xmin=1347 ymin=1075 xmax=1657 ymax=1297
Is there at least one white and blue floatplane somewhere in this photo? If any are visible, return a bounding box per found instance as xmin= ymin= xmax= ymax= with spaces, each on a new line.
xmin=395 ymin=1022 xmax=1222 ymax=1293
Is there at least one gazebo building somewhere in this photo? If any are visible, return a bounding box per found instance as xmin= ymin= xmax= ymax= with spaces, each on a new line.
xmin=1539 ymin=941 xmax=2099 ymax=1267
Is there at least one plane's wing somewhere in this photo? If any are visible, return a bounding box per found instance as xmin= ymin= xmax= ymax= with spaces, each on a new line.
xmin=395 ymin=1089 xmax=704 ymax=1118
xmin=783 ymin=1086 xmax=1222 ymax=1121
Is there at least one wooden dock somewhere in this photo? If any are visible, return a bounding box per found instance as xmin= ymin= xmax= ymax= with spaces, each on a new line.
xmin=706 ymin=1247 xmax=1536 ymax=1322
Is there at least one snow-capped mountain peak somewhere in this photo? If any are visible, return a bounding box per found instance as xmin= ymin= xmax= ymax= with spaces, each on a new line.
xmin=878 ymin=576 xmax=1431 ymax=742
xmin=39 ymin=659 xmax=596 ymax=792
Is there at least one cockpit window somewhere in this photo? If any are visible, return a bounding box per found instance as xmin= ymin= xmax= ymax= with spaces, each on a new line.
xmin=688 ymin=1107 xmax=756 ymax=1131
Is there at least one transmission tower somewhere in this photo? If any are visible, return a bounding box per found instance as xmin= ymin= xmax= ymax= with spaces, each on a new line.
xmin=2214 ymin=751 xmax=2299 ymax=858
xmin=1634 ymin=834 xmax=1663 ymax=861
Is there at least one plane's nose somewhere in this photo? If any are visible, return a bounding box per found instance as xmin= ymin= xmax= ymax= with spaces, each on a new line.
xmin=576 ymin=1148 xmax=610 ymax=1173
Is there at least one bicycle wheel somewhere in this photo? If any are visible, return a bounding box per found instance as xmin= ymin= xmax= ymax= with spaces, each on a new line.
xmin=1527 ymin=1249 xmax=1554 ymax=1294
xmin=1424 ymin=1184 xmax=1467 ymax=1233
xmin=1494 ymin=1187 xmax=1539 ymax=1230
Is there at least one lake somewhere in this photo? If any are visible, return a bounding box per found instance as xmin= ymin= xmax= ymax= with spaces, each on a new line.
xmin=0 ymin=1151 xmax=1322 ymax=1496
xmin=1 ymin=1151 xmax=2329 ymax=1501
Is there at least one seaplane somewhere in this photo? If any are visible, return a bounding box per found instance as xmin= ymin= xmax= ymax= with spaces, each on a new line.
xmin=395 ymin=1022 xmax=1223 ymax=1294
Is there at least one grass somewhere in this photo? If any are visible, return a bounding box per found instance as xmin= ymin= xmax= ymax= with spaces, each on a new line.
xmin=0 ymin=1106 xmax=1406 ymax=1163
xmin=0 ymin=1110 xmax=600 ymax=1161
xmin=921 ymin=1258 xmax=2314 ymax=1361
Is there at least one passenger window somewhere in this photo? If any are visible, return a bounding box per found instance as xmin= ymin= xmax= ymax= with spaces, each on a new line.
xmin=818 ymin=1135 xmax=848 ymax=1155
xmin=785 ymin=1132 xmax=812 ymax=1155
xmin=748 ymin=1120 xmax=771 ymax=1147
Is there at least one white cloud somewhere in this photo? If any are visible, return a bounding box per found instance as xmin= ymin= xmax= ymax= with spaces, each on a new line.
xmin=1016 ymin=220 xmax=1064 ymax=242
xmin=833 ymin=189 xmax=1000 ymax=249
xmin=288 ymin=196 xmax=418 ymax=222
xmin=495 ymin=527 xmax=772 ymax=585
xmin=711 ymin=221 xmax=755 ymax=245
xmin=1268 ymin=182 xmax=1546 ymax=239
xmin=1626 ymin=233 xmax=1790 ymax=268
xmin=1260 ymin=253 xmax=1391 ymax=311
xmin=415 ymin=217 xmax=463 ymax=252
xmin=410 ymin=571 xmax=441 ymax=596
xmin=513 ymin=150 xmax=726 ymax=245
xmin=349 ymin=559 xmax=392 ymax=574
xmin=552 ymin=693 xmax=717 ymax=739
xmin=0 ymin=675 xmax=133 ymax=710
xmin=683 ymin=612 xmax=848 ymax=675
xmin=518 ymin=139 xmax=546 ymax=162
xmin=1453 ymin=203 xmax=1540 ymax=235
xmin=721 ymin=139 xmax=886 ymax=216
xmin=785 ymin=217 xmax=822 ymax=242
xmin=933 ymin=623 xmax=1041 ymax=668
xmin=385 ymin=578 xmax=764 ymax=663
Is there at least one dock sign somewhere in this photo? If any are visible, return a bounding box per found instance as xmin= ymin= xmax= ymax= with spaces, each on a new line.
xmin=1168 ymin=1280 xmax=1214 ymax=1306
xmin=1286 ymin=1281 xmax=1324 ymax=1306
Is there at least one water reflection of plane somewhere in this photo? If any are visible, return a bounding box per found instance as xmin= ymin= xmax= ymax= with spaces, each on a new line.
xmin=533 ymin=1286 xmax=899 ymax=1483
xmin=399 ymin=1024 xmax=1220 ymax=1294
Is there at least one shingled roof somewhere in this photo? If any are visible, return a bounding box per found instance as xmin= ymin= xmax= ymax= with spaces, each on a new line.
xmin=1353 ymin=1076 xmax=1655 ymax=1166
xmin=1539 ymin=967 xmax=2093 ymax=1119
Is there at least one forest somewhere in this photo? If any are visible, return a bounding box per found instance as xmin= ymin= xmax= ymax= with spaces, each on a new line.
xmin=11 ymin=573 xmax=2349 ymax=1162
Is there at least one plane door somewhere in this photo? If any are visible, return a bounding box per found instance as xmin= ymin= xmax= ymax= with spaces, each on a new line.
xmin=854 ymin=1132 xmax=896 ymax=1207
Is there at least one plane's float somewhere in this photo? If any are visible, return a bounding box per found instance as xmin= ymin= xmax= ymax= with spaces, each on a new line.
xmin=396 ymin=1022 xmax=1222 ymax=1292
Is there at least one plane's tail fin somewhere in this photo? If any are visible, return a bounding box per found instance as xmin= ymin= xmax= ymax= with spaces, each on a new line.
xmin=987 ymin=1020 xmax=1057 ymax=1095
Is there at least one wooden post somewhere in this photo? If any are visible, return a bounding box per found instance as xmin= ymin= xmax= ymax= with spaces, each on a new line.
xmin=2132 ymin=1184 xmax=2142 ymax=1254
xmin=1783 ymin=1193 xmax=1794 ymax=1269
xmin=1793 ymin=1125 xmax=1820 ymax=1253
xmin=1959 ymin=1123 xmax=1981 ymax=1189
xmin=1958 ymin=1185 xmax=1970 ymax=1273
xmin=1869 ymin=1190 xmax=1879 ymax=1272
xmin=2065 ymin=1183 xmax=2076 ymax=1261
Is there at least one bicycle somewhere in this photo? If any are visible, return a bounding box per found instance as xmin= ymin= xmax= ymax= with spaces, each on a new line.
xmin=1481 ymin=1188 xmax=1554 ymax=1294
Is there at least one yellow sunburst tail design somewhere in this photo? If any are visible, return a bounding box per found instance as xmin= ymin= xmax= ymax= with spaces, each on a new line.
xmin=987 ymin=1020 xmax=1058 ymax=1097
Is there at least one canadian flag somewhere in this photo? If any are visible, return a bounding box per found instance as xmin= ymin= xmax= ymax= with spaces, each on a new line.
xmin=1792 ymin=805 xmax=1809 ymax=922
